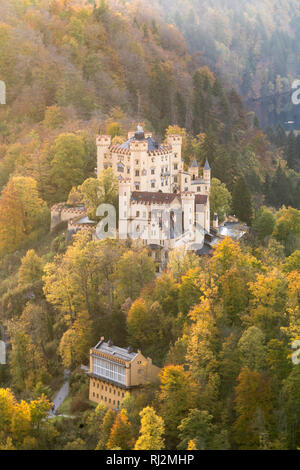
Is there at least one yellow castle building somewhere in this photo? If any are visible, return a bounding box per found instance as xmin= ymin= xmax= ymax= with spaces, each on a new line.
xmin=88 ymin=338 xmax=160 ymax=410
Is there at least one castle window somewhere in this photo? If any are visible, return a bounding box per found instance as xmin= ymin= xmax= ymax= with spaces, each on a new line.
xmin=135 ymin=160 xmax=139 ymax=165
xmin=151 ymin=180 xmax=155 ymax=188
xmin=142 ymin=169 xmax=147 ymax=176
xmin=174 ymin=163 xmax=178 ymax=170
xmin=135 ymin=170 xmax=139 ymax=177
xmin=136 ymin=211 xmax=140 ymax=217
xmin=174 ymin=176 xmax=178 ymax=183
xmin=127 ymin=168 xmax=130 ymax=174
xmin=93 ymin=392 xmax=95 ymax=397
xmin=117 ymin=163 xmax=124 ymax=173
xmin=197 ymin=187 xmax=200 ymax=192
xmin=185 ymin=177 xmax=188 ymax=183
xmin=151 ymin=168 xmax=155 ymax=175
xmin=135 ymin=182 xmax=140 ymax=190
xmin=97 ymin=394 xmax=99 ymax=399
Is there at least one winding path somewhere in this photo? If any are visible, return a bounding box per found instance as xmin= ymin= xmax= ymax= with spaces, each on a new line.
xmin=48 ymin=369 xmax=70 ymax=417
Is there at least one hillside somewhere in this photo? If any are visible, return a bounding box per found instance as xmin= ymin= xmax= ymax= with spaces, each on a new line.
xmin=0 ymin=0 xmax=299 ymax=222
xmin=140 ymin=0 xmax=300 ymax=130
xmin=0 ymin=0 xmax=299 ymax=452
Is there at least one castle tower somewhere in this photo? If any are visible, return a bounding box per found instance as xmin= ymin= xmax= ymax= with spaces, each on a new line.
xmin=129 ymin=127 xmax=148 ymax=191
xmin=181 ymin=192 xmax=195 ymax=236
xmin=189 ymin=156 xmax=199 ymax=180
xmin=167 ymin=134 xmax=183 ymax=160
xmin=203 ymin=159 xmax=211 ymax=184
xmin=118 ymin=179 xmax=131 ymax=239
xmin=203 ymin=159 xmax=211 ymax=195
xmin=96 ymin=135 xmax=111 ymax=176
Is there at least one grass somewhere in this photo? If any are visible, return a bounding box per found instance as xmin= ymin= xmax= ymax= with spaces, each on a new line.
xmin=57 ymin=395 xmax=72 ymax=415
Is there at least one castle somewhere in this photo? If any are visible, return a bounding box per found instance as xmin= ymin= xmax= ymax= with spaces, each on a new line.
xmin=50 ymin=125 xmax=217 ymax=272
xmin=96 ymin=126 xmax=212 ymax=271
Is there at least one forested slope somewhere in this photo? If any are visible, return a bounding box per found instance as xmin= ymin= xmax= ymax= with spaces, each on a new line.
xmin=0 ymin=0 xmax=299 ymax=451
xmin=143 ymin=0 xmax=300 ymax=129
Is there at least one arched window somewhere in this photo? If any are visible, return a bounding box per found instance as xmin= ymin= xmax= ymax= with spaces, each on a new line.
xmin=117 ymin=162 xmax=124 ymax=173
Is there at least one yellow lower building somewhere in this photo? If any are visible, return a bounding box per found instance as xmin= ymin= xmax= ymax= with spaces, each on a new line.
xmin=88 ymin=338 xmax=160 ymax=410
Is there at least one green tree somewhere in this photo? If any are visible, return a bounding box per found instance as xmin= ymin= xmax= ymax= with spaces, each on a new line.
xmin=233 ymin=367 xmax=274 ymax=449
xmin=210 ymin=178 xmax=232 ymax=223
xmin=59 ymin=310 xmax=92 ymax=369
xmin=75 ymin=168 xmax=118 ymax=219
xmin=117 ymin=249 xmax=155 ymax=301
xmin=232 ymin=176 xmax=253 ymax=225
xmin=281 ymin=366 xmax=300 ymax=449
xmin=0 ymin=176 xmax=49 ymax=256
xmin=238 ymin=326 xmax=266 ymax=371
xmin=96 ymin=409 xmax=116 ymax=450
xmin=43 ymin=105 xmax=63 ymax=129
xmin=253 ymin=207 xmax=275 ymax=240
xmin=283 ymin=250 xmax=300 ymax=273
xmin=18 ymin=250 xmax=44 ymax=286
xmin=159 ymin=366 xmax=196 ymax=447
xmin=50 ymin=133 xmax=86 ymax=201
xmin=273 ymin=207 xmax=300 ymax=255
xmin=178 ymin=409 xmax=214 ymax=450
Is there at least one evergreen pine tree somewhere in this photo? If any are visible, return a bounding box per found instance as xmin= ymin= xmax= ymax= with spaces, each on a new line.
xmin=232 ymin=176 xmax=253 ymax=225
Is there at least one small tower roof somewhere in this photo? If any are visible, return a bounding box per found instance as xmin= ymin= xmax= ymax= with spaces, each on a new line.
xmin=190 ymin=156 xmax=198 ymax=168
xmin=204 ymin=159 xmax=210 ymax=170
